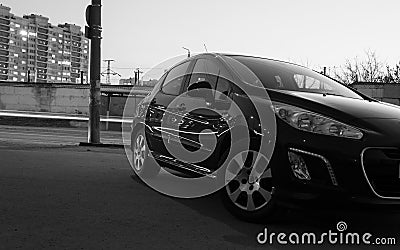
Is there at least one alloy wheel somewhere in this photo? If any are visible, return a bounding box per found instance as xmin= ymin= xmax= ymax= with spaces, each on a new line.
xmin=133 ymin=133 xmax=146 ymax=171
xmin=225 ymin=150 xmax=273 ymax=211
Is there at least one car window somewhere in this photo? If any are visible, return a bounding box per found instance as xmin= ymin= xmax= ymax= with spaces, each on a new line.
xmin=293 ymin=74 xmax=333 ymax=91
xmin=162 ymin=61 xmax=190 ymax=95
xmin=189 ymin=59 xmax=219 ymax=86
xmin=215 ymin=77 xmax=231 ymax=100
xmin=227 ymin=55 xmax=363 ymax=99
xmin=187 ymin=58 xmax=232 ymax=101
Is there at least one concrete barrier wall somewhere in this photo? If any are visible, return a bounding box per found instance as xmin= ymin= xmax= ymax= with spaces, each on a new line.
xmin=352 ymin=84 xmax=400 ymax=105
xmin=100 ymin=95 xmax=144 ymax=117
xmin=0 ymin=85 xmax=90 ymax=115
xmin=0 ymin=84 xmax=146 ymax=117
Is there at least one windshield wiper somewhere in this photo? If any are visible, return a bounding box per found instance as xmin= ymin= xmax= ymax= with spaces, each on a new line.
xmin=321 ymin=92 xmax=345 ymax=97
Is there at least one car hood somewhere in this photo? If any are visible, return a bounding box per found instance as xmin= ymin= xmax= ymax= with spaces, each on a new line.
xmin=273 ymin=90 xmax=400 ymax=120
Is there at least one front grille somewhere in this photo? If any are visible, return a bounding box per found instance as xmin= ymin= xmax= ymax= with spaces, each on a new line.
xmin=362 ymin=148 xmax=400 ymax=198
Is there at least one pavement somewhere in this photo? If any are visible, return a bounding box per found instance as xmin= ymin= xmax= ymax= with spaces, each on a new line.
xmin=1 ymin=126 xmax=400 ymax=249
xmin=0 ymin=125 xmax=128 ymax=147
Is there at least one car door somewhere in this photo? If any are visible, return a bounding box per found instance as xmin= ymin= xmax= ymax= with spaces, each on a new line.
xmin=170 ymin=57 xmax=234 ymax=170
xmin=145 ymin=60 xmax=192 ymax=157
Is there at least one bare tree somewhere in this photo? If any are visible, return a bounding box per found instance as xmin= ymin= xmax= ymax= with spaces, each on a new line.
xmin=333 ymin=50 xmax=385 ymax=84
xmin=381 ymin=63 xmax=400 ymax=83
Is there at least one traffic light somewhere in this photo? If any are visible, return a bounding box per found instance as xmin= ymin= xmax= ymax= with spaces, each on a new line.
xmin=85 ymin=0 xmax=102 ymax=39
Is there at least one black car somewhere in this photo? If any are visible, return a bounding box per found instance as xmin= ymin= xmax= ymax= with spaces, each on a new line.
xmin=130 ymin=53 xmax=400 ymax=222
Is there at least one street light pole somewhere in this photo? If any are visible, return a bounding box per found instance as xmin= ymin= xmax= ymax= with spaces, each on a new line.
xmin=86 ymin=0 xmax=102 ymax=144
xmin=182 ymin=47 xmax=190 ymax=58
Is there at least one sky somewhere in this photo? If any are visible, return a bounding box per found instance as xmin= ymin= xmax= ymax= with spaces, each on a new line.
xmin=1 ymin=0 xmax=400 ymax=83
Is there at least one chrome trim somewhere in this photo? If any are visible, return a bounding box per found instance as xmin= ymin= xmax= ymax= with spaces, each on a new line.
xmin=154 ymin=106 xmax=209 ymax=125
xmin=150 ymin=151 xmax=216 ymax=178
xmin=360 ymin=147 xmax=400 ymax=200
xmin=153 ymin=127 xmax=212 ymax=152
xmin=288 ymin=148 xmax=338 ymax=186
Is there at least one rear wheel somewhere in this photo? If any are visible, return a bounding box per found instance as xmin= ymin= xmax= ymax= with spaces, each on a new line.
xmin=131 ymin=129 xmax=160 ymax=178
xmin=221 ymin=150 xmax=279 ymax=222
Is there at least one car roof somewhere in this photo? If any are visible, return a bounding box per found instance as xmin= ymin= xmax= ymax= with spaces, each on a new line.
xmin=189 ymin=52 xmax=309 ymax=70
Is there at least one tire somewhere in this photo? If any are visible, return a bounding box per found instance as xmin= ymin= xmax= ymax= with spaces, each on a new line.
xmin=131 ymin=128 xmax=160 ymax=179
xmin=219 ymin=148 xmax=279 ymax=223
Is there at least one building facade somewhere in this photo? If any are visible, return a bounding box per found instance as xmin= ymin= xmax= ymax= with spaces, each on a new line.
xmin=0 ymin=4 xmax=89 ymax=84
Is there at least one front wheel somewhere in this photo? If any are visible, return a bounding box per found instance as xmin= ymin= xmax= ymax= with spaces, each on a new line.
xmin=131 ymin=128 xmax=160 ymax=178
xmin=221 ymin=150 xmax=279 ymax=222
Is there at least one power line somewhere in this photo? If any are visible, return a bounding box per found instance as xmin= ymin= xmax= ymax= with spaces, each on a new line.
xmin=100 ymin=59 xmax=121 ymax=84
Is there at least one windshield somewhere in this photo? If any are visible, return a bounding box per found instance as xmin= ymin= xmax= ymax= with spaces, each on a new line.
xmin=225 ymin=55 xmax=363 ymax=99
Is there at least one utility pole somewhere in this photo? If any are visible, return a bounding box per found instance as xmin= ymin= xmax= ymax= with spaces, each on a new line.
xmin=85 ymin=0 xmax=102 ymax=144
xmin=134 ymin=68 xmax=143 ymax=85
xmin=101 ymin=59 xmax=121 ymax=85
xmin=80 ymin=70 xmax=84 ymax=84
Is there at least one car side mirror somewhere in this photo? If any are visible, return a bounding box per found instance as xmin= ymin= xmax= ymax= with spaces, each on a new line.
xmin=187 ymin=81 xmax=213 ymax=102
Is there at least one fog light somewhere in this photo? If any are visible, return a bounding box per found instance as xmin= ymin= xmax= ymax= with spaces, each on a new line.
xmin=288 ymin=151 xmax=311 ymax=180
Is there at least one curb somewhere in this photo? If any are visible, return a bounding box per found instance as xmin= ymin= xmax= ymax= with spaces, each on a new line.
xmin=79 ymin=142 xmax=125 ymax=148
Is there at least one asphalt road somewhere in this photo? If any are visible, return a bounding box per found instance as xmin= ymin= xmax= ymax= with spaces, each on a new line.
xmin=0 ymin=125 xmax=128 ymax=147
xmin=1 ymin=128 xmax=400 ymax=249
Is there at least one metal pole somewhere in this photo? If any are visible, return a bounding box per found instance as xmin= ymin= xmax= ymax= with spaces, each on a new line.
xmin=106 ymin=94 xmax=111 ymax=131
xmin=80 ymin=70 xmax=84 ymax=84
xmin=88 ymin=0 xmax=102 ymax=144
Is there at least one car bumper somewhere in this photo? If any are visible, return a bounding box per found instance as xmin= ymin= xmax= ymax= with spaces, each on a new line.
xmin=271 ymin=126 xmax=400 ymax=209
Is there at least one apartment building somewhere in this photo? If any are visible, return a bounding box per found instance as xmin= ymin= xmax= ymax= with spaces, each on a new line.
xmin=0 ymin=4 xmax=89 ymax=83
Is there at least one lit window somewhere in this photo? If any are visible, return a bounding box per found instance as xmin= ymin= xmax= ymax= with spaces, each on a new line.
xmin=22 ymin=61 xmax=26 ymax=64
xmin=52 ymin=55 xmax=55 ymax=58
xmin=83 ymin=50 xmax=88 ymax=54
xmin=21 ymin=78 xmax=25 ymax=81
xmin=28 ymin=32 xmax=36 ymax=37
xmin=20 ymin=30 xmax=28 ymax=36
xmin=13 ymin=72 xmax=18 ymax=75
xmin=10 ymin=40 xmax=14 ymax=44
xmin=58 ymin=39 xmax=62 ymax=43
xmin=22 ymin=37 xmax=27 ymax=41
xmin=15 ymin=24 xmax=20 ymax=28
xmin=59 ymin=34 xmax=62 ymax=38
xmin=14 ymin=54 xmax=18 ymax=57
xmin=57 ymin=77 xmax=61 ymax=80
xmin=51 ymin=38 xmax=56 ymax=42
xmin=14 ymin=66 xmax=18 ymax=69
xmin=21 ymin=72 xmax=26 ymax=76
xmin=51 ymin=76 xmax=55 ymax=80
xmin=58 ymin=50 xmax=62 ymax=54
xmin=13 ymin=77 xmax=18 ymax=81
xmin=51 ymin=60 xmax=55 ymax=63
xmin=22 ymin=49 xmax=26 ymax=53
xmin=10 ymin=28 xmax=14 ymax=32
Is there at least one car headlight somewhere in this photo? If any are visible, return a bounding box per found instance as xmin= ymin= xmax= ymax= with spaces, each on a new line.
xmin=272 ymin=102 xmax=363 ymax=139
